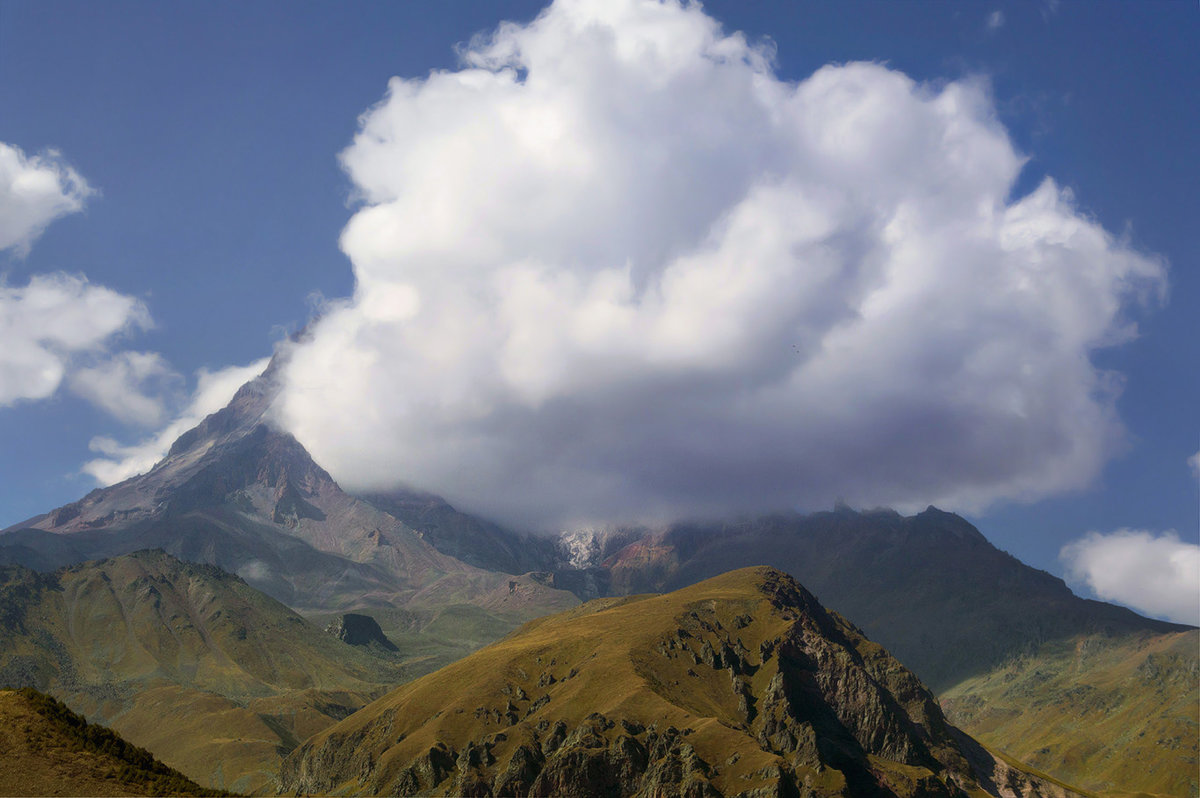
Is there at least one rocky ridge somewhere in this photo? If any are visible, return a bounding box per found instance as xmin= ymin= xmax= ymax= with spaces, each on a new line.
xmin=280 ymin=567 xmax=1081 ymax=798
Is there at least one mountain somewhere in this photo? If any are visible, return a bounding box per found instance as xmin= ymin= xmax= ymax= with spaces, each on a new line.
xmin=1 ymin=356 xmax=1192 ymax=794
xmin=0 ymin=687 xmax=219 ymax=797
xmin=0 ymin=549 xmax=409 ymax=792
xmin=0 ymin=359 xmax=578 ymax=669
xmin=280 ymin=567 xmax=1082 ymax=798
xmin=590 ymin=508 xmax=1198 ymax=797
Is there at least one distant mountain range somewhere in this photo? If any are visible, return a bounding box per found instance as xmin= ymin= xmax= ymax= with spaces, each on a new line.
xmin=0 ymin=361 xmax=1195 ymax=796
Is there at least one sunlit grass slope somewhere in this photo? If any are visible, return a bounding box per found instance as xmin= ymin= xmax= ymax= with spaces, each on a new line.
xmin=282 ymin=567 xmax=1081 ymax=797
xmin=942 ymin=630 xmax=1199 ymax=798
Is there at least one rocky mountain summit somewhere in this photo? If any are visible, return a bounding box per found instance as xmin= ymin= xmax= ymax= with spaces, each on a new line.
xmin=280 ymin=567 xmax=1081 ymax=798
xmin=0 ymin=358 xmax=577 ymax=623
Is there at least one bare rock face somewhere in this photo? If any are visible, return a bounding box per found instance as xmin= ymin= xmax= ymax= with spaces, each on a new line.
xmin=280 ymin=567 xmax=1084 ymax=798
xmin=324 ymin=613 xmax=398 ymax=652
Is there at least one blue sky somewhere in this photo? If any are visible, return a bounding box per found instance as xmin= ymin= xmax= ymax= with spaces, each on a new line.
xmin=1 ymin=0 xmax=1196 ymax=620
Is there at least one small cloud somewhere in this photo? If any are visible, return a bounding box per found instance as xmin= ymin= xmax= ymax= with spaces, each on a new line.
xmin=69 ymin=351 xmax=182 ymax=426
xmin=237 ymin=560 xmax=272 ymax=582
xmin=0 ymin=273 xmax=151 ymax=408
xmin=987 ymin=10 xmax=1005 ymax=31
xmin=1189 ymin=449 xmax=1199 ymax=481
xmin=1061 ymin=529 xmax=1200 ymax=625
xmin=0 ymin=141 xmax=94 ymax=256
xmin=82 ymin=357 xmax=270 ymax=485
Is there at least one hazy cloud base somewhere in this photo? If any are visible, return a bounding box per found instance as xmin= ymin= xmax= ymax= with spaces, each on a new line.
xmin=276 ymin=0 xmax=1165 ymax=531
xmin=1062 ymin=529 xmax=1200 ymax=625
xmin=69 ymin=351 xmax=183 ymax=427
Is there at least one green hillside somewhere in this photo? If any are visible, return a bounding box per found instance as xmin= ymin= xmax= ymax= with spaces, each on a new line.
xmin=0 ymin=550 xmax=406 ymax=793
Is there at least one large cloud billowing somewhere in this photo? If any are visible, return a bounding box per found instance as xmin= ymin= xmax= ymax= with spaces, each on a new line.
xmin=275 ymin=0 xmax=1165 ymax=530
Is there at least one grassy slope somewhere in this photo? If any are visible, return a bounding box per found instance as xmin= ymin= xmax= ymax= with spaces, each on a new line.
xmin=941 ymin=630 xmax=1199 ymax=798
xmin=0 ymin=550 xmax=409 ymax=793
xmin=0 ymin=687 xmax=222 ymax=797
xmin=282 ymin=567 xmax=1078 ymax=798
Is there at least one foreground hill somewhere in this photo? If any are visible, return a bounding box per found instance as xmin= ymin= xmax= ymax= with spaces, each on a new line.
xmin=593 ymin=508 xmax=1197 ymax=796
xmin=0 ymin=687 xmax=218 ymax=796
xmin=0 ymin=550 xmax=409 ymax=793
xmin=281 ymin=567 xmax=1080 ymax=798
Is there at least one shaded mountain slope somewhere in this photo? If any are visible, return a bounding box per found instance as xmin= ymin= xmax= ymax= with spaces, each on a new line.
xmin=281 ymin=567 xmax=1081 ymax=798
xmin=358 ymin=489 xmax=561 ymax=577
xmin=0 ymin=687 xmax=220 ymax=797
xmin=0 ymin=550 xmax=406 ymax=792
xmin=597 ymin=507 xmax=1197 ymax=796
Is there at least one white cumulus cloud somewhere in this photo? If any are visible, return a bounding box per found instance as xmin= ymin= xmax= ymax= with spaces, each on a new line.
xmin=275 ymin=0 xmax=1166 ymax=531
xmin=987 ymin=10 xmax=1005 ymax=31
xmin=0 ymin=273 xmax=152 ymax=407
xmin=0 ymin=142 xmax=94 ymax=256
xmin=69 ymin=351 xmax=183 ymax=426
xmin=1061 ymin=529 xmax=1200 ymax=625
xmin=83 ymin=357 xmax=270 ymax=485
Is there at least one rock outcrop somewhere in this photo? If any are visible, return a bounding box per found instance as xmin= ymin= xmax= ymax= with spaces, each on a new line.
xmin=324 ymin=613 xmax=398 ymax=651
